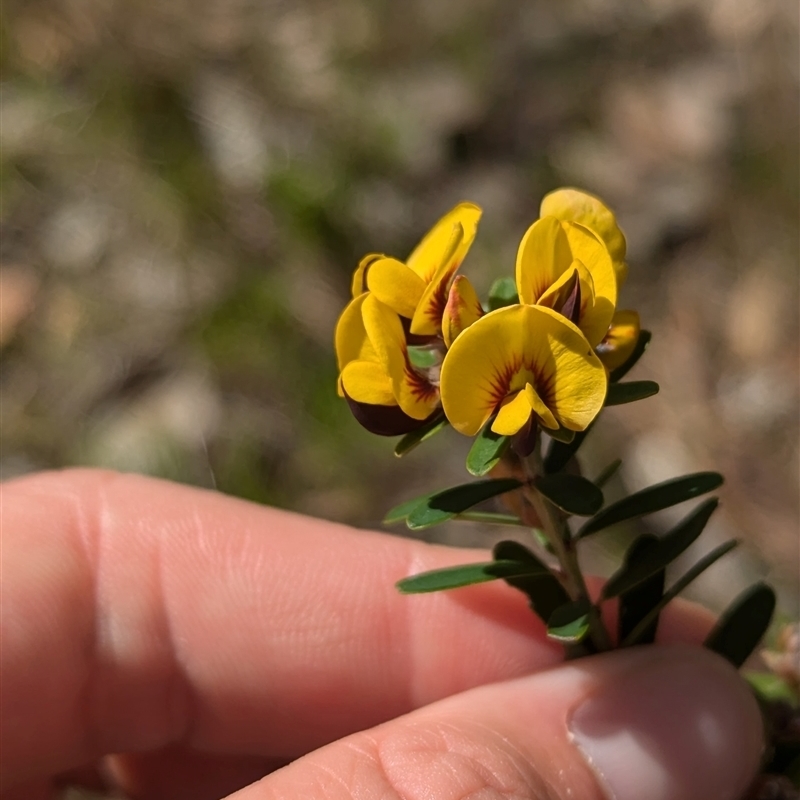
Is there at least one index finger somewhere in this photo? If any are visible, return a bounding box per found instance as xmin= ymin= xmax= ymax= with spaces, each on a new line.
xmin=1 ymin=469 xmax=712 ymax=788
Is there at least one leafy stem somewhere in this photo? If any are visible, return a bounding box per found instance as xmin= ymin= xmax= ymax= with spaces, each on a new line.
xmin=519 ymin=446 xmax=612 ymax=654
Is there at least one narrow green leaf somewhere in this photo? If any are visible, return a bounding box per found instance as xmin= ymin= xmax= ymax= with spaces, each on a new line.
xmin=493 ymin=540 xmax=568 ymax=622
xmin=602 ymin=498 xmax=719 ymax=599
xmin=594 ymin=458 xmax=622 ymax=489
xmin=466 ymin=419 xmax=511 ymax=476
xmin=406 ymin=478 xmax=523 ymax=530
xmin=621 ymin=539 xmax=739 ymax=646
xmin=396 ymin=558 xmax=549 ymax=594
xmin=454 ymin=511 xmax=525 ymax=526
xmin=610 ymin=329 xmax=652 ymax=382
xmin=406 ymin=345 xmax=439 ymax=369
xmin=394 ymin=415 xmax=449 ymax=457
xmin=543 ymin=426 xmax=592 ymax=474
xmin=535 ymin=473 xmax=604 ymax=516
xmin=487 ymin=277 xmax=519 ymax=311
xmin=383 ymin=493 xmax=433 ymax=525
xmin=617 ymin=535 xmax=665 ymax=645
xmin=578 ymin=472 xmax=724 ymax=538
xmin=705 ymin=582 xmax=777 ymax=668
xmin=605 ymin=380 xmax=660 ymax=407
xmin=492 ymin=539 xmax=550 ymax=575
xmin=547 ymin=598 xmax=591 ymax=644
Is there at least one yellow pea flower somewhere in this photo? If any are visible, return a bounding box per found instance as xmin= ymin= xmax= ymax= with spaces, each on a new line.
xmin=335 ymin=293 xmax=440 ymax=434
xmin=516 ymin=215 xmax=617 ymax=347
xmin=540 ymin=187 xmax=628 ymax=286
xmin=595 ymin=309 xmax=641 ymax=371
xmin=440 ymin=304 xmax=607 ymax=437
xmin=355 ymin=202 xmax=482 ymax=335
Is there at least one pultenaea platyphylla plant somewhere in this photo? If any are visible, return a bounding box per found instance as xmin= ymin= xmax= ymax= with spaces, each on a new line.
xmin=334 ymin=187 xmax=799 ymax=795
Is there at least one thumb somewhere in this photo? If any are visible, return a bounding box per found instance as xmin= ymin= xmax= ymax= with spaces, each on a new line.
xmin=234 ymin=644 xmax=762 ymax=800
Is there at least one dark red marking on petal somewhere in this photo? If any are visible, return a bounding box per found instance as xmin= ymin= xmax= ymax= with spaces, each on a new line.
xmin=561 ymin=274 xmax=582 ymax=326
xmin=400 ymin=316 xmax=437 ymax=346
xmin=344 ymin=391 xmax=434 ymax=436
xmin=404 ymin=361 xmax=440 ymax=403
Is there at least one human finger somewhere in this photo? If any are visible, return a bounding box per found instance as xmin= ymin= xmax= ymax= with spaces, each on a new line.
xmin=228 ymin=644 xmax=762 ymax=800
xmin=1 ymin=468 xmax=713 ymax=791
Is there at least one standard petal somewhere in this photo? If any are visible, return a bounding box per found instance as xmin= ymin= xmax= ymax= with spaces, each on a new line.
xmin=560 ymin=221 xmax=616 ymax=340
xmin=540 ymin=187 xmax=627 ymax=273
xmin=410 ymin=223 xmax=464 ymax=335
xmin=406 ymin=202 xmax=482 ymax=284
xmin=596 ymin=309 xmax=641 ymax=370
xmin=366 ymin=257 xmax=426 ymax=319
xmin=515 ymin=216 xmax=573 ymax=305
xmin=340 ymin=360 xmax=396 ymax=405
xmin=362 ymin=294 xmax=439 ymax=420
xmin=442 ymin=274 xmax=484 ymax=349
xmin=350 ymin=253 xmax=384 ymax=297
xmin=440 ymin=304 xmax=607 ymax=436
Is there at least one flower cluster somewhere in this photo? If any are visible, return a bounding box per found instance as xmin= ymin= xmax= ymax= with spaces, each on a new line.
xmin=335 ymin=188 xmax=640 ymax=443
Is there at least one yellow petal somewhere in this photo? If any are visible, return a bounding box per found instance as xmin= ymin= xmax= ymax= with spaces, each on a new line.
xmin=525 ymin=383 xmax=558 ymax=430
xmin=537 ymin=258 xmax=615 ymax=349
xmin=350 ymin=253 xmax=384 ymax=297
xmin=366 ymin=257 xmax=426 ymax=318
xmin=440 ymin=304 xmax=607 ymax=436
xmin=361 ymin=294 xmax=438 ymax=420
xmin=334 ymin=294 xmax=377 ymax=396
xmin=340 ymin=360 xmax=397 ymax=406
xmin=410 ymin=222 xmax=463 ymax=336
xmin=540 ymin=187 xmax=627 ymax=283
xmin=442 ymin=275 xmax=484 ymax=349
xmin=515 ymin=216 xmax=573 ymax=305
xmin=492 ymin=390 xmax=532 ymax=435
xmin=406 ymin=202 xmax=482 ymax=285
xmin=596 ymin=309 xmax=640 ymax=371
xmin=559 ymin=221 xmax=616 ymax=343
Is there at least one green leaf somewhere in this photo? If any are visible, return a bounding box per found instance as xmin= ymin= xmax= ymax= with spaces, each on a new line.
xmin=493 ymin=540 xmax=568 ymax=622
xmin=454 ymin=511 xmax=525 ymax=526
xmin=593 ymin=458 xmax=622 ymax=489
xmin=547 ymin=598 xmax=591 ymax=644
xmin=406 ymin=478 xmax=523 ymax=530
xmin=466 ymin=419 xmax=511 ymax=476
xmin=543 ymin=426 xmax=592 ymax=474
xmin=621 ymin=539 xmax=739 ymax=646
xmin=546 ymin=426 xmax=576 ymax=444
xmin=610 ymin=329 xmax=652 ymax=382
xmin=605 ymin=380 xmax=660 ymax=406
xmin=535 ymin=473 xmax=604 ymax=516
xmin=394 ymin=415 xmax=449 ymax=457
xmin=487 ymin=277 xmax=519 ymax=311
xmin=602 ymin=498 xmax=719 ymax=599
xmin=406 ymin=345 xmax=439 ymax=369
xmin=383 ymin=493 xmax=433 ymax=525
xmin=396 ymin=558 xmax=548 ymax=594
xmin=617 ymin=535 xmax=665 ymax=645
xmin=577 ymin=471 xmax=724 ymax=538
xmin=705 ymin=582 xmax=777 ymax=668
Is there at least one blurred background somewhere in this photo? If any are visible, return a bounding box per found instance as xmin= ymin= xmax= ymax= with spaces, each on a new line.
xmin=1 ymin=0 xmax=798 ymax=613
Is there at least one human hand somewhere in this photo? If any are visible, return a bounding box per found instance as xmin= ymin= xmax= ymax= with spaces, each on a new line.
xmin=2 ymin=469 xmax=762 ymax=800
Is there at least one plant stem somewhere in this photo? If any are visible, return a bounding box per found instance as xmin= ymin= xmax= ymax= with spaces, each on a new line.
xmin=521 ymin=448 xmax=613 ymax=654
